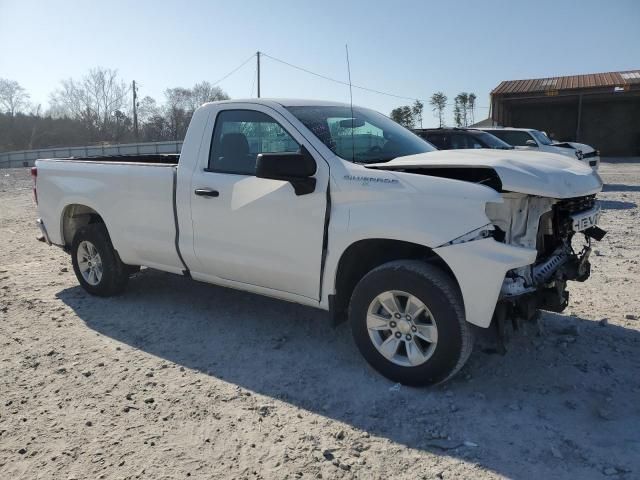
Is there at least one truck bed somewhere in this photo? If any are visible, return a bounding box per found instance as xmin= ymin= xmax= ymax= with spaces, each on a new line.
xmin=35 ymin=156 xmax=185 ymax=274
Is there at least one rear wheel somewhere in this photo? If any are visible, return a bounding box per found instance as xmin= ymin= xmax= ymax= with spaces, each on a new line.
xmin=349 ymin=260 xmax=473 ymax=386
xmin=71 ymin=224 xmax=128 ymax=296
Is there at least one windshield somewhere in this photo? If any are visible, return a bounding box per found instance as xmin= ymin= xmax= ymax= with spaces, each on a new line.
xmin=471 ymin=131 xmax=514 ymax=149
xmin=286 ymin=105 xmax=435 ymax=163
xmin=530 ymin=130 xmax=553 ymax=145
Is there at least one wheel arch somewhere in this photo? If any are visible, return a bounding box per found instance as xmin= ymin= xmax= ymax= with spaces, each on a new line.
xmin=330 ymin=238 xmax=460 ymax=325
xmin=60 ymin=204 xmax=107 ymax=250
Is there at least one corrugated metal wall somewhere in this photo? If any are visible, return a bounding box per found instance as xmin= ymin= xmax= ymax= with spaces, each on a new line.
xmin=497 ymin=95 xmax=640 ymax=155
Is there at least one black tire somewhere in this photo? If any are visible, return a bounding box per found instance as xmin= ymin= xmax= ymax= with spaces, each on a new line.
xmin=349 ymin=260 xmax=473 ymax=386
xmin=71 ymin=223 xmax=129 ymax=296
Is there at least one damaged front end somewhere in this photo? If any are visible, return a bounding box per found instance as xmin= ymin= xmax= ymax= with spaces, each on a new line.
xmin=487 ymin=193 xmax=606 ymax=346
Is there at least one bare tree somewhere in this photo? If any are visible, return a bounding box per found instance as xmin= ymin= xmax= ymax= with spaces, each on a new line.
xmin=50 ymin=67 xmax=129 ymax=139
xmin=163 ymin=82 xmax=230 ymax=140
xmin=136 ymin=96 xmax=160 ymax=125
xmin=1 ymin=73 xmax=231 ymax=151
xmin=429 ymin=92 xmax=447 ymax=127
xmin=163 ymin=87 xmax=192 ymax=140
xmin=189 ymin=81 xmax=229 ymax=110
xmin=0 ymin=78 xmax=30 ymax=116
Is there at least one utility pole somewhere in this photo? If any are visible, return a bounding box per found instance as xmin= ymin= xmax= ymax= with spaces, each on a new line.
xmin=256 ymin=51 xmax=261 ymax=98
xmin=132 ymin=80 xmax=139 ymax=140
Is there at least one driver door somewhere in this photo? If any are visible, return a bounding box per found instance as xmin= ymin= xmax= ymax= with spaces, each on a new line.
xmin=188 ymin=105 xmax=329 ymax=301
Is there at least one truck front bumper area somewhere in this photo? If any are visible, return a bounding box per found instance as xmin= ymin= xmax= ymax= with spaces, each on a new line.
xmin=434 ymin=238 xmax=537 ymax=328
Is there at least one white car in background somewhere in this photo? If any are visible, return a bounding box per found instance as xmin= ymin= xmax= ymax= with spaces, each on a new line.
xmin=482 ymin=127 xmax=600 ymax=170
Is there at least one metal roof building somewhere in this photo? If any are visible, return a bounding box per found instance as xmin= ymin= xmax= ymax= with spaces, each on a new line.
xmin=490 ymin=70 xmax=640 ymax=155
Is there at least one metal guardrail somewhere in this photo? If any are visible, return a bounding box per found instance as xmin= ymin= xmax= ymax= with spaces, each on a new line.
xmin=0 ymin=141 xmax=183 ymax=168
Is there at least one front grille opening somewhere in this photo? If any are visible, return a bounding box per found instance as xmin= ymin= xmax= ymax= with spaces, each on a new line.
xmin=554 ymin=195 xmax=596 ymax=215
xmin=552 ymin=194 xmax=596 ymax=239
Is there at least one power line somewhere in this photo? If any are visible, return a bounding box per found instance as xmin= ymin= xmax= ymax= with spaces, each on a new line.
xmin=210 ymin=50 xmax=489 ymax=110
xmin=211 ymin=53 xmax=257 ymax=88
xmin=262 ymin=52 xmax=421 ymax=101
xmin=261 ymin=51 xmax=489 ymax=108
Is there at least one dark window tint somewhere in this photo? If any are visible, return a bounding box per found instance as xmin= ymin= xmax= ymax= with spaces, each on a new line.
xmin=450 ymin=133 xmax=484 ymax=149
xmin=469 ymin=131 xmax=513 ymax=149
xmin=488 ymin=130 xmax=535 ymax=147
xmin=424 ymin=134 xmax=449 ymax=149
xmin=208 ymin=110 xmax=299 ymax=175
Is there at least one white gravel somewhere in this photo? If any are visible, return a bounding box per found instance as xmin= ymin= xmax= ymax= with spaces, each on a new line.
xmin=1 ymin=162 xmax=639 ymax=479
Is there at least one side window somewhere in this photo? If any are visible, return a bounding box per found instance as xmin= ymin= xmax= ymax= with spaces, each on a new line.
xmin=468 ymin=136 xmax=484 ymax=149
xmin=450 ymin=134 xmax=471 ymax=149
xmin=492 ymin=131 xmax=534 ymax=147
xmin=425 ymin=134 xmax=448 ymax=149
xmin=208 ymin=110 xmax=300 ymax=175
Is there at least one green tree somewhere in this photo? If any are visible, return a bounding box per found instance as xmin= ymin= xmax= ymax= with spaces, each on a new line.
xmin=453 ymin=99 xmax=462 ymax=127
xmin=453 ymin=92 xmax=476 ymax=127
xmin=455 ymin=92 xmax=469 ymax=127
xmin=468 ymin=93 xmax=477 ymax=125
xmin=390 ymin=106 xmax=415 ymax=128
xmin=429 ymin=92 xmax=447 ymax=127
xmin=411 ymin=100 xmax=424 ymax=128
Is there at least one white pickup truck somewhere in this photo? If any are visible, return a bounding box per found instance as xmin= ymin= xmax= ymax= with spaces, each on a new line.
xmin=33 ymin=99 xmax=606 ymax=386
xmin=481 ymin=127 xmax=601 ymax=170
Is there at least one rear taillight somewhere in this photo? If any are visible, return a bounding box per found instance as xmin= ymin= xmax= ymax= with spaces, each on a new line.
xmin=31 ymin=166 xmax=38 ymax=205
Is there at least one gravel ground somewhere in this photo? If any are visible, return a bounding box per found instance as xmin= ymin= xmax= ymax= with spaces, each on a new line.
xmin=1 ymin=162 xmax=639 ymax=479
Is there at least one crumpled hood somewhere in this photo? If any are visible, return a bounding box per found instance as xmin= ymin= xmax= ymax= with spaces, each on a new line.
xmin=366 ymin=149 xmax=603 ymax=198
xmin=552 ymin=141 xmax=596 ymax=154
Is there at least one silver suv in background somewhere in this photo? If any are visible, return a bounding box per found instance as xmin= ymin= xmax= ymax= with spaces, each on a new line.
xmin=481 ymin=127 xmax=600 ymax=170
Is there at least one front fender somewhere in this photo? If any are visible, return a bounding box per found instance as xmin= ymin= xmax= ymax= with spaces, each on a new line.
xmin=320 ymin=167 xmax=503 ymax=309
xmin=434 ymin=238 xmax=537 ymax=328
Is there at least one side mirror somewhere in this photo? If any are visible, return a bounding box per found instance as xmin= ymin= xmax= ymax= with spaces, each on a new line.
xmin=256 ymin=146 xmax=317 ymax=195
xmin=525 ymin=139 xmax=538 ymax=147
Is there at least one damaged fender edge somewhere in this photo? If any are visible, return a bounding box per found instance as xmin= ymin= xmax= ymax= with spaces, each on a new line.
xmin=434 ymin=237 xmax=537 ymax=328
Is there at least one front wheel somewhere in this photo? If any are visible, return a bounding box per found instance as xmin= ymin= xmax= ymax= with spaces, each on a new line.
xmin=349 ymin=260 xmax=473 ymax=386
xmin=71 ymin=224 xmax=129 ymax=296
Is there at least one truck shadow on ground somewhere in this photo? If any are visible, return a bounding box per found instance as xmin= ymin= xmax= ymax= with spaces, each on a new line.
xmin=602 ymin=183 xmax=640 ymax=193
xmin=598 ymin=199 xmax=637 ymax=210
xmin=56 ymin=268 xmax=640 ymax=479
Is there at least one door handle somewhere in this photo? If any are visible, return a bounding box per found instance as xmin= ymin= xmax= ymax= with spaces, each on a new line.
xmin=194 ymin=188 xmax=219 ymax=197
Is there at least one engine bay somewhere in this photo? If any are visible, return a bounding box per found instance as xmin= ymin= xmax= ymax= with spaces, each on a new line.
xmin=485 ymin=192 xmax=606 ymax=350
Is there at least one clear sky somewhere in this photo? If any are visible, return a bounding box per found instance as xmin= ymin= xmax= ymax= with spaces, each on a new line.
xmin=1 ymin=0 xmax=638 ymax=126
